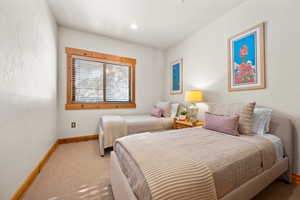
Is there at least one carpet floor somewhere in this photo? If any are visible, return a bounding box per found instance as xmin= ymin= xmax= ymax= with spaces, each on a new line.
xmin=22 ymin=140 xmax=300 ymax=200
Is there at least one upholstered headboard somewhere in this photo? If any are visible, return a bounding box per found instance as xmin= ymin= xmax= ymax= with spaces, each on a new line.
xmin=269 ymin=114 xmax=294 ymax=182
xmin=203 ymin=103 xmax=294 ymax=182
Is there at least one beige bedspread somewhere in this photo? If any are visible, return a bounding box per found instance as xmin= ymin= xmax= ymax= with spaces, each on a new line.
xmin=114 ymin=127 xmax=276 ymax=200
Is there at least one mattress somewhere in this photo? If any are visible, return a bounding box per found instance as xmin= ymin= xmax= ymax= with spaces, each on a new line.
xmin=114 ymin=127 xmax=277 ymax=200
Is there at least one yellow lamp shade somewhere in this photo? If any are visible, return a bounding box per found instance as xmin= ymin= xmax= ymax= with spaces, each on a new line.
xmin=185 ymin=90 xmax=203 ymax=102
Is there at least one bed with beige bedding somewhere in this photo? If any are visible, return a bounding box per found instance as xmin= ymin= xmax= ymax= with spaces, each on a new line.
xmin=111 ymin=114 xmax=293 ymax=200
xmin=98 ymin=115 xmax=173 ymax=156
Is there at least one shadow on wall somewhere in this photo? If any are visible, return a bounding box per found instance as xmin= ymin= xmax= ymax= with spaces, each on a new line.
xmin=292 ymin=123 xmax=299 ymax=173
xmin=201 ymin=90 xmax=223 ymax=103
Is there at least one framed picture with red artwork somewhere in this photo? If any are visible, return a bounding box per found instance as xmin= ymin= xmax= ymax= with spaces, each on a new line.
xmin=228 ymin=23 xmax=266 ymax=91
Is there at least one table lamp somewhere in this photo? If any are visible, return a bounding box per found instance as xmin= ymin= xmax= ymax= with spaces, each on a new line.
xmin=185 ymin=90 xmax=203 ymax=122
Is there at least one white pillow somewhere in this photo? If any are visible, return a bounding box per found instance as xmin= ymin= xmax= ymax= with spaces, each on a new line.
xmin=170 ymin=103 xmax=179 ymax=118
xmin=155 ymin=101 xmax=171 ymax=117
xmin=252 ymin=108 xmax=272 ymax=135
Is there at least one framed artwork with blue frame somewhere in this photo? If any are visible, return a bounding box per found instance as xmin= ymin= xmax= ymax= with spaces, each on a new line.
xmin=170 ymin=59 xmax=183 ymax=94
xmin=228 ymin=23 xmax=266 ymax=91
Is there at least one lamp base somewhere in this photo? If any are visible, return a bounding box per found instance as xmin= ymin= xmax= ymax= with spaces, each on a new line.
xmin=188 ymin=103 xmax=199 ymax=123
xmin=188 ymin=116 xmax=198 ymax=123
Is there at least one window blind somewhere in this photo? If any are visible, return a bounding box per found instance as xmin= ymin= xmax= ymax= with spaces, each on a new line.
xmin=73 ymin=58 xmax=104 ymax=103
xmin=72 ymin=58 xmax=131 ymax=103
xmin=106 ymin=64 xmax=130 ymax=102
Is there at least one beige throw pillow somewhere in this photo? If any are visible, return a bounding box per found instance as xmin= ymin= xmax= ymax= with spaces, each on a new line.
xmin=208 ymin=102 xmax=256 ymax=135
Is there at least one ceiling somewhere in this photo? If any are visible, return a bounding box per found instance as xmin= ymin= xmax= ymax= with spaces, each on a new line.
xmin=47 ymin=0 xmax=248 ymax=49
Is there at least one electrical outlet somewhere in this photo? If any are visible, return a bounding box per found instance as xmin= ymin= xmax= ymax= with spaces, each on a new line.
xmin=71 ymin=122 xmax=76 ymax=128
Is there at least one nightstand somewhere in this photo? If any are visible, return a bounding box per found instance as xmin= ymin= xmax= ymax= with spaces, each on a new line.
xmin=173 ymin=118 xmax=204 ymax=129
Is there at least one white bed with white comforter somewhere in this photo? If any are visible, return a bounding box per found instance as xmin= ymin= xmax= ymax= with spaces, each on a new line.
xmin=98 ymin=114 xmax=173 ymax=156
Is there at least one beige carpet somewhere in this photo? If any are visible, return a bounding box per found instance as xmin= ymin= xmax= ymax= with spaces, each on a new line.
xmin=22 ymin=140 xmax=112 ymax=200
xmin=22 ymin=140 xmax=300 ymax=200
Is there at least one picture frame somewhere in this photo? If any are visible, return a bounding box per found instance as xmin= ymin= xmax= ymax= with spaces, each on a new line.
xmin=228 ymin=23 xmax=266 ymax=91
xmin=170 ymin=59 xmax=183 ymax=94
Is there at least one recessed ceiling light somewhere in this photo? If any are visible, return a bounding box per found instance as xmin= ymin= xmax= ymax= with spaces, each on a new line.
xmin=130 ymin=24 xmax=138 ymax=30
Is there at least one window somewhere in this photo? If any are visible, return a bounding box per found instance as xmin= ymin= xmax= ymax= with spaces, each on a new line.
xmin=65 ymin=48 xmax=136 ymax=110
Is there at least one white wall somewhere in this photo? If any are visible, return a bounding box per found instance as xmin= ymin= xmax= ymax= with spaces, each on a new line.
xmin=165 ymin=0 xmax=300 ymax=173
xmin=0 ymin=0 xmax=58 ymax=199
xmin=58 ymin=27 xmax=165 ymax=138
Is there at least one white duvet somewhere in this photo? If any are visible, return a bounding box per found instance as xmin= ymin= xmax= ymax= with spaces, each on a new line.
xmin=98 ymin=115 xmax=173 ymax=156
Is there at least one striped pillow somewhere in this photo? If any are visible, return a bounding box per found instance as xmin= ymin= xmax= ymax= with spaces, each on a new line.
xmin=208 ymin=102 xmax=256 ymax=135
xmin=239 ymin=102 xmax=256 ymax=135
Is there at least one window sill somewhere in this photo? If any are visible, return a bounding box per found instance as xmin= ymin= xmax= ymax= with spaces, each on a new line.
xmin=65 ymin=103 xmax=136 ymax=110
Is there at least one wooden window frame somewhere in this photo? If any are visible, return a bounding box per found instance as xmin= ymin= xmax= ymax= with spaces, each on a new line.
xmin=65 ymin=47 xmax=136 ymax=110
